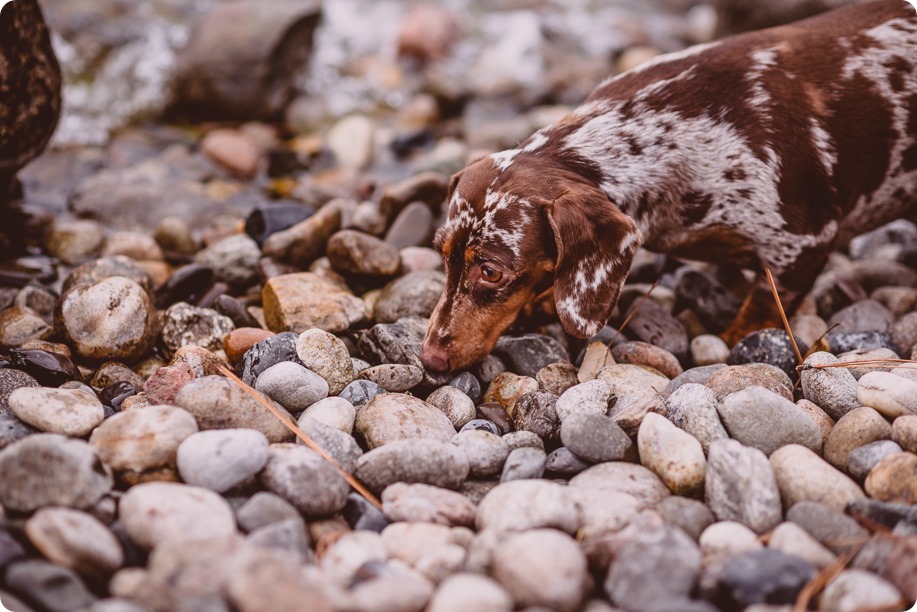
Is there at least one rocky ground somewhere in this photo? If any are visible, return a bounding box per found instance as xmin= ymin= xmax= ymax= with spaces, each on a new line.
xmin=1 ymin=1 xmax=916 ymax=611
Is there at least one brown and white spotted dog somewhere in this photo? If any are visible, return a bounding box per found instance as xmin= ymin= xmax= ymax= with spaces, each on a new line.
xmin=420 ymin=0 xmax=917 ymax=372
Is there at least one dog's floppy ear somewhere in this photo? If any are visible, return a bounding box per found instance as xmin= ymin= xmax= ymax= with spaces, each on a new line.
xmin=546 ymin=187 xmax=641 ymax=337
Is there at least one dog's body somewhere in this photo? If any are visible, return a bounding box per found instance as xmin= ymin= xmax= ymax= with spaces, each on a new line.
xmin=421 ymin=0 xmax=917 ymax=372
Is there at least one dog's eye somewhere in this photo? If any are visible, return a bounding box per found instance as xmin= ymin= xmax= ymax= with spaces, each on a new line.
xmin=480 ymin=264 xmax=503 ymax=284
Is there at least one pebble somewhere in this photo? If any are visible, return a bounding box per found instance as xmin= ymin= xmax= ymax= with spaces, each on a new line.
xmin=621 ymin=298 xmax=689 ymax=361
xmin=664 ymin=383 xmax=728 ymax=454
xmin=715 ymin=548 xmax=816 ymax=609
xmin=786 ymin=501 xmax=868 ymax=554
xmin=836 ymin=347 xmax=900 ymax=379
xmin=354 ymin=439 xmax=470 ymax=494
xmin=657 ymin=496 xmax=715 ymax=542
xmin=500 ymin=446 xmax=547 ymax=482
xmin=612 ymin=341 xmax=683 ymax=378
xmin=359 ymin=364 xmax=424 ymax=392
xmin=7 ymin=386 xmax=104 ymax=437
xmin=300 ymin=396 xmax=356 ymax=433
xmin=46 ymin=219 xmax=105 ymax=265
xmin=142 ymin=362 xmax=195 ymax=406
xmin=194 ymin=234 xmax=261 ymax=289
xmin=5 ymin=560 xmax=97 ymax=611
xmin=426 ymin=573 xmax=513 ymax=612
xmin=425 ymin=386 xmax=475 ymax=429
xmin=890 ymin=311 xmax=917 ymax=356
xmin=596 ymin=364 xmax=669 ymax=434
xmin=492 ymin=334 xmax=570 ymax=378
xmin=673 ymin=267 xmax=740 ymax=333
xmin=728 ymin=328 xmax=806 ymax=378
xmin=200 ymin=128 xmax=260 ymax=178
xmin=828 ymin=299 xmax=896 ymax=333
xmin=295 ymin=328 xmax=354 ymax=396
xmin=0 ymin=369 xmax=39 ymax=412
xmin=295 ymin=415 xmax=363 ymax=472
xmin=214 ymin=296 xmax=261 ymax=331
xmin=0 ymin=306 xmax=52 ymax=350
xmin=236 ymin=491 xmax=303 ymax=534
xmin=795 ymin=399 xmax=835 ymax=445
xmin=716 ymin=386 xmax=822 ymax=456
xmin=255 ymin=361 xmax=329 ymax=412
xmin=169 ymin=346 xmax=225 ymax=378
xmin=57 ymin=277 xmax=156 ymax=363
xmin=327 ymin=115 xmax=375 ymax=169
xmin=476 ymin=480 xmax=580 ymax=534
xmin=261 ymin=443 xmax=350 ymax=516
xmin=262 ymin=203 xmax=341 ymax=268
xmin=705 ymin=440 xmax=782 ymax=534
xmin=173 ymin=375 xmax=294 ymax=443
xmin=823 ymin=406 xmax=892 ymax=470
xmin=638 ymin=412 xmax=706 ymax=494
xmin=339 ymin=379 xmax=387 ymax=406
xmin=767 ymin=522 xmax=836 ymax=569
xmin=769 ymin=444 xmax=865 ymax=511
xmin=373 ymin=271 xmax=445 ymax=323
xmin=848 ymin=440 xmax=903 ymax=481
xmin=176 ymin=429 xmax=269 ymax=492
xmin=89 ymin=405 xmax=198 ymax=477
xmin=384 ymin=201 xmax=434 ymax=249
xmin=705 ymin=364 xmax=793 ymax=402
xmin=892 ymin=414 xmax=917 ymax=453
xmin=0 ymin=413 xmax=38 ymax=450
xmin=450 ymin=430 xmax=510 ymax=478
xmin=535 ymin=361 xmax=580 ymax=396
xmin=119 ymin=482 xmax=236 ymax=549
xmin=605 ymin=524 xmax=701 ymax=611
xmin=857 ymin=371 xmax=917 ymax=418
xmin=511 ymin=391 xmax=561 ymax=442
xmin=355 ymin=393 xmax=456 ymax=449
xmin=570 ymin=462 xmax=670 ymax=507
xmin=238 ymin=332 xmax=300 ymax=384
xmin=493 ymin=529 xmax=588 ymax=611
xmin=864 ymin=452 xmax=917 ymax=504
xmin=381 ymin=482 xmax=475 ymax=527
xmin=0 ymin=434 xmax=112 ymax=512
xmin=483 ymin=372 xmax=539 ymax=416
xmin=698 ymin=521 xmax=762 ymax=593
xmin=24 ymin=507 xmax=124 ymax=580
xmin=262 ymin=272 xmax=364 ymax=334
xmin=800 ymin=352 xmax=860 ymax=420
xmin=690 ymin=335 xmax=730 ymax=367
xmin=160 ymin=302 xmax=235 ymax=354
xmin=326 ymin=229 xmax=401 ymax=277
xmin=821 ymin=569 xmax=903 ymax=612
xmin=545 ymin=447 xmax=592 ymax=477
xmin=153 ymin=262 xmax=214 ymax=308
xmin=554 ymin=379 xmax=611 ymax=422
xmin=561 ymin=412 xmax=632 ymax=464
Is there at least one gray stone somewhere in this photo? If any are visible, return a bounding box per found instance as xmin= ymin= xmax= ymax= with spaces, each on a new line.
xmin=770 ymin=445 xmax=865 ymax=511
xmin=295 ymin=415 xmax=363 ymax=472
xmin=768 ymin=522 xmax=836 ymax=569
xmin=381 ymin=482 xmax=475 ymax=527
xmin=661 ymin=364 xmax=726 ymax=399
xmin=193 ymin=234 xmax=260 ymax=289
xmin=493 ymin=334 xmax=570 ymax=379
xmin=451 ymin=430 xmax=510 ymax=478
xmin=569 ymin=462 xmax=670 ymax=507
xmin=501 ymin=430 xmax=543 ymax=450
xmin=857 ymin=371 xmax=917 ymax=418
xmin=848 ymin=440 xmax=904 ymax=481
xmin=261 ymin=443 xmax=350 ymax=516
xmin=828 ymin=299 xmax=896 ymax=333
xmin=476 ymin=480 xmax=580 ymax=534
xmin=373 ymin=271 xmax=445 ymax=324
xmin=727 ymin=328 xmax=807 ymax=379
xmin=596 ymin=364 xmax=669 ymax=434
xmin=8 ymin=386 xmax=104 ymax=437
xmin=512 ymin=391 xmax=561 ymax=442
xmin=300 ymin=396 xmax=356 ymax=433
xmin=427 ymin=573 xmax=513 ymax=612
xmin=5 ymin=560 xmax=97 ymax=612
xmin=90 ymin=405 xmax=199 ymax=475
xmin=295 ymin=328 xmax=354 ymax=396
xmin=715 ymin=548 xmax=815 ymax=609
xmin=657 ymin=496 xmax=715 ymax=541
xmin=665 ymin=383 xmax=728 ymax=454
xmin=0 ymin=434 xmax=112 ymax=512
xmin=821 ymin=569 xmax=903 ymax=612
xmin=621 ymin=298 xmax=689 ymax=361
xmin=358 ymin=364 xmax=424 ymax=392
xmin=705 ymin=364 xmax=793 ymax=402
xmin=554 ymin=380 xmax=611 ymax=422
xmin=717 ymin=386 xmax=822 ymax=456
xmin=0 ymin=369 xmax=39 ymax=412
xmin=161 ymin=302 xmax=235 ymax=355
xmin=236 ymin=491 xmax=303 ymax=533
xmin=255 ymin=361 xmax=329 ymax=412
xmin=119 ymin=482 xmax=236 ymax=550
xmin=690 ymin=335 xmax=730 ymax=367
xmin=786 ymin=501 xmax=868 ymax=554
xmin=638 ymin=412 xmax=706 ymax=495
xmin=800 ymin=352 xmax=860 ymax=420
xmin=354 ymin=438 xmax=469 ymax=495
xmin=0 ymin=412 xmax=38 ymax=450
xmin=339 ymin=379 xmax=387 ymax=406
xmin=499 ymin=447 xmax=547 ymax=482
xmin=425 ymin=386 xmax=475 ymax=429
xmin=545 ymin=447 xmax=591 ymax=477
xmin=705 ymin=440 xmax=782 ymax=534
xmin=24 ymin=508 xmax=123 ymax=580
xmin=560 ymin=412 xmax=632 ymax=464
xmin=355 ymin=393 xmax=456 ymax=449
xmin=824 ymin=406 xmax=892 ymax=470
xmin=176 ymin=429 xmax=269 ymax=492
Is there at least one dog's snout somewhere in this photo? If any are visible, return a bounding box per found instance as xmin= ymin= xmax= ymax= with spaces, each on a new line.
xmin=420 ymin=342 xmax=451 ymax=373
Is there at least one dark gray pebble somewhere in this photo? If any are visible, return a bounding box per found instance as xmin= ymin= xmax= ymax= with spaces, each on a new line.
xmin=493 ymin=334 xmax=569 ymax=378
xmin=715 ymin=549 xmax=815 ymax=609
xmin=338 ymin=379 xmax=387 ymax=406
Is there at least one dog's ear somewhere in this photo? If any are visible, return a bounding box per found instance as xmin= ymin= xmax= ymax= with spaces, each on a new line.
xmin=546 ymin=187 xmax=641 ymax=337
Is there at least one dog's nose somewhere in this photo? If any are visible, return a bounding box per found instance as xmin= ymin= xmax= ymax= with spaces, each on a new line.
xmin=420 ymin=343 xmax=450 ymax=372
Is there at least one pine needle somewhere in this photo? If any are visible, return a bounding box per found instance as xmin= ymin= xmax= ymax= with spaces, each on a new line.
xmin=217 ymin=364 xmax=383 ymax=512
xmin=797 ymin=358 xmax=917 ymax=372
xmin=610 ymin=279 xmax=660 ymax=347
xmin=765 ymin=267 xmax=803 ymax=366
xmin=792 ymin=541 xmax=863 ymax=612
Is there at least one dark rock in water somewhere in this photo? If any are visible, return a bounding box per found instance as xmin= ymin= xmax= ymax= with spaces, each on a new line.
xmin=450 ymin=372 xmax=482 ymax=405
xmin=493 ymin=334 xmax=570 ymax=379
xmin=727 ymin=328 xmax=808 ymax=378
xmin=154 ymin=263 xmax=215 ymax=309
xmin=477 ymin=403 xmax=513 ymax=434
xmin=172 ymin=0 xmax=322 ymax=121
xmin=0 ymin=412 xmax=38 ymax=450
xmin=674 ymin=268 xmax=740 ymax=333
xmin=343 ymin=492 xmax=390 ymax=533
xmin=715 ymin=549 xmax=816 ymax=609
xmin=826 ymin=330 xmax=897 ymax=354
xmin=99 ymin=381 xmax=137 ymax=412
xmin=245 ymin=201 xmax=314 ymax=246
xmin=338 ymin=379 xmax=387 ymax=407
xmin=9 ymin=349 xmax=82 ymax=386
xmin=460 ymin=419 xmax=502 ymax=436
xmin=0 ymin=368 xmax=39 ymax=412
xmin=213 ymin=294 xmax=261 ymax=329
xmin=239 ymin=331 xmax=302 ymax=386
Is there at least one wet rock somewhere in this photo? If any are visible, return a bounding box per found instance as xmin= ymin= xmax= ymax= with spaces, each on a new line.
xmin=612 ymin=341 xmax=683 ymax=379
xmin=359 ymin=364 xmax=424 ymax=392
xmin=255 ymin=361 xmax=329 ymax=412
xmin=857 ymin=371 xmax=917 ymax=418
xmin=172 ymin=0 xmax=322 ymax=120
xmin=355 ymin=393 xmax=455 ymax=449
xmin=768 ymin=522 xmax=836 ymax=569
xmin=690 ymin=334 xmax=731 ymax=367
xmin=177 ymin=429 xmax=269 ymax=492
xmin=493 ymin=529 xmax=588 ymax=611
xmin=638 ymin=412 xmax=705 ymax=494
xmin=476 ymin=480 xmax=579 ymax=534
xmin=770 ymin=444 xmax=865 ymax=511
xmin=621 ymin=298 xmax=689 ymax=361
xmin=8 ymin=348 xmax=82 ymax=386
xmin=561 ymin=412 xmax=632 ymax=464
xmin=373 ymin=271 xmax=445 ymax=323
xmin=0 ymin=434 xmax=112 ymax=512
xmin=263 ymin=272 xmax=364 ymax=334
xmin=717 ymin=386 xmax=822 ymax=456
xmin=119 ymin=482 xmax=236 ymax=549
xmin=492 ymin=334 xmax=570 ymax=379
xmin=865 ymin=452 xmax=917 ymax=504
xmin=173 ymin=375 xmax=294 ymax=443
xmin=800 ymin=351 xmax=860 ymax=420
xmin=824 ymin=407 xmax=892 ymax=470
xmin=715 ymin=549 xmax=816 ymax=609
xmin=90 ymin=405 xmax=198 ymax=477
xmin=7 ymin=386 xmax=103 ymax=437
xmin=154 ymin=263 xmax=215 ymax=309
xmin=664 ymin=383 xmax=728 ymax=454
xmin=354 ymin=439 xmax=469 ymax=494
xmin=451 ymin=430 xmax=509 ymax=478
xmin=705 ymin=364 xmax=793 ymax=402
xmin=193 ymin=234 xmax=261 ymax=289
xmin=57 ymin=277 xmax=156 ymax=363
xmin=24 ymin=507 xmax=124 ymax=580
xmin=425 ymin=386 xmax=475 ymax=429
xmin=261 ymin=443 xmax=349 ymax=516
xmin=705 ymin=440 xmax=782 ymax=534
xmin=500 ymin=446 xmax=547 ymax=482
xmin=5 ymin=560 xmax=97 ymax=612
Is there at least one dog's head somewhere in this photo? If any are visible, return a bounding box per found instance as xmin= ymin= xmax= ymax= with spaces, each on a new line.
xmin=420 ymin=151 xmax=641 ymax=372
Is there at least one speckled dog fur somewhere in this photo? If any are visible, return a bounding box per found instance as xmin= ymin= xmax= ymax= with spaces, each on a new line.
xmin=421 ymin=0 xmax=917 ymax=372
